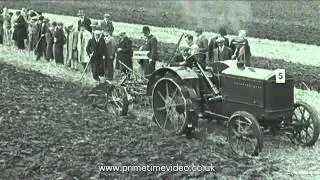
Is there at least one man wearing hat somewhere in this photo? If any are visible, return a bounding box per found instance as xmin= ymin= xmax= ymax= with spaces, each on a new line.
xmin=53 ymin=22 xmax=66 ymax=64
xmin=211 ymin=37 xmax=232 ymax=64
xmin=2 ymin=7 xmax=12 ymax=45
xmin=231 ymin=37 xmax=251 ymax=67
xmin=35 ymin=16 xmax=48 ymax=60
xmin=77 ymin=9 xmax=92 ymax=32
xmin=66 ymin=25 xmax=79 ymax=70
xmin=103 ymin=29 xmax=117 ymax=80
xmin=0 ymin=9 xmax=4 ymax=44
xmin=116 ymin=32 xmax=133 ymax=75
xmin=100 ymin=13 xmax=114 ymax=35
xmin=45 ymin=21 xmax=56 ymax=61
xmin=208 ymin=27 xmax=230 ymax=61
xmin=140 ymin=26 xmax=158 ymax=77
xmin=195 ymin=27 xmax=208 ymax=54
xmin=27 ymin=16 xmax=38 ymax=51
xmin=12 ymin=10 xmax=27 ymax=49
xmin=230 ymin=29 xmax=249 ymax=54
xmin=90 ymin=21 xmax=99 ymax=31
xmin=86 ymin=29 xmax=108 ymax=82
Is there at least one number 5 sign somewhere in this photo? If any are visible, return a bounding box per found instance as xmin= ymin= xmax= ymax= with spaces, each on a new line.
xmin=275 ymin=69 xmax=285 ymax=83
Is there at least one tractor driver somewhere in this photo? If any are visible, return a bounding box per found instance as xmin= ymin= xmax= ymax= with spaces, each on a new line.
xmin=171 ymin=45 xmax=191 ymax=67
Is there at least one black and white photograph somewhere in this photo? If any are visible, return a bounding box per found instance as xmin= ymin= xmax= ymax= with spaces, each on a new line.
xmin=0 ymin=0 xmax=320 ymax=179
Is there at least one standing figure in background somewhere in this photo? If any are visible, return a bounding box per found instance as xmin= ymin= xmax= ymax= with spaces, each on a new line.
xmin=211 ymin=37 xmax=232 ymax=64
xmin=208 ymin=27 xmax=229 ymax=61
xmin=116 ymin=32 xmax=133 ymax=75
xmin=26 ymin=9 xmax=39 ymax=20
xmin=86 ymin=29 xmax=107 ymax=82
xmin=195 ymin=28 xmax=208 ymax=54
xmin=67 ymin=25 xmax=79 ymax=70
xmin=104 ymin=30 xmax=117 ymax=80
xmin=3 ymin=8 xmax=12 ymax=46
xmin=21 ymin=8 xmax=28 ymax=20
xmin=230 ymin=30 xmax=251 ymax=66
xmin=100 ymin=13 xmax=114 ymax=36
xmin=231 ymin=37 xmax=251 ymax=67
xmin=35 ymin=16 xmax=48 ymax=60
xmin=28 ymin=16 xmax=39 ymax=51
xmin=77 ymin=10 xmax=92 ymax=33
xmin=230 ymin=30 xmax=250 ymax=53
xmin=12 ymin=11 xmax=27 ymax=50
xmin=77 ymin=24 xmax=92 ymax=71
xmin=0 ymin=9 xmax=4 ymax=45
xmin=45 ymin=20 xmax=54 ymax=61
xmin=185 ymin=34 xmax=199 ymax=55
xmin=140 ymin=26 xmax=158 ymax=77
xmin=53 ymin=22 xmax=65 ymax=64
xmin=21 ymin=8 xmax=28 ymax=47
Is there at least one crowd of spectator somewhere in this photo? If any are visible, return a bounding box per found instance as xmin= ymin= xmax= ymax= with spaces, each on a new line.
xmin=0 ymin=6 xmax=251 ymax=83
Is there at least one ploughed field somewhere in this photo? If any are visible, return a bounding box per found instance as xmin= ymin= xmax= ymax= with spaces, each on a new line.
xmin=0 ymin=63 xmax=280 ymax=179
xmin=1 ymin=62 xmax=320 ymax=179
xmin=3 ymin=0 xmax=320 ymax=45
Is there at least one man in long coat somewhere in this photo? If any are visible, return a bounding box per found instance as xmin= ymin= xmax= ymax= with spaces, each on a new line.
xmin=28 ymin=16 xmax=38 ymax=51
xmin=104 ymin=31 xmax=117 ymax=80
xmin=45 ymin=20 xmax=54 ymax=61
xmin=53 ymin=22 xmax=65 ymax=64
xmin=140 ymin=26 xmax=158 ymax=77
xmin=77 ymin=10 xmax=92 ymax=33
xmin=66 ymin=25 xmax=79 ymax=70
xmin=12 ymin=11 xmax=27 ymax=49
xmin=2 ymin=8 xmax=12 ymax=46
xmin=0 ymin=9 xmax=3 ymax=44
xmin=100 ymin=13 xmax=114 ymax=35
xmin=35 ymin=16 xmax=48 ymax=60
xmin=77 ymin=24 xmax=92 ymax=71
xmin=116 ymin=32 xmax=133 ymax=75
xmin=86 ymin=30 xmax=107 ymax=82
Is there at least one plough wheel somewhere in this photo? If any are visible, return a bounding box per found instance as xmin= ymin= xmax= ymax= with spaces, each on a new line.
xmin=227 ymin=111 xmax=263 ymax=156
xmin=288 ymin=101 xmax=320 ymax=146
xmin=107 ymin=85 xmax=129 ymax=116
xmin=151 ymin=77 xmax=194 ymax=135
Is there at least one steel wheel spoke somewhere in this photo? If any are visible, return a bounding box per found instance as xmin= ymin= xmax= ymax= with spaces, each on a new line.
xmin=170 ymin=87 xmax=178 ymax=101
xmin=157 ymin=90 xmax=166 ymax=102
xmin=163 ymin=109 xmax=170 ymax=130
xmin=165 ymin=81 xmax=169 ymax=99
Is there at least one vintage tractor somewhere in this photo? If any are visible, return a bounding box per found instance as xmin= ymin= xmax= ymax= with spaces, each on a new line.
xmin=147 ymin=53 xmax=320 ymax=156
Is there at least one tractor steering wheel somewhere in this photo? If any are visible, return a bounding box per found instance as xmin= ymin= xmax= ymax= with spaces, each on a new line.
xmin=185 ymin=53 xmax=207 ymax=69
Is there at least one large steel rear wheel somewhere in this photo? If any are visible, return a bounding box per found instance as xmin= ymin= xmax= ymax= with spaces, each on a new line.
xmin=152 ymin=77 xmax=193 ymax=135
xmin=288 ymin=101 xmax=320 ymax=146
xmin=227 ymin=111 xmax=263 ymax=157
